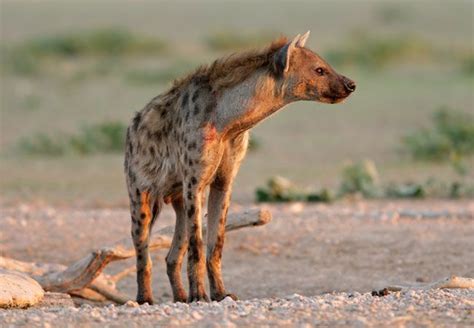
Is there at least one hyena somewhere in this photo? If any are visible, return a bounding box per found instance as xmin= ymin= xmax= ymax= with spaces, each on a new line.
xmin=124 ymin=31 xmax=356 ymax=304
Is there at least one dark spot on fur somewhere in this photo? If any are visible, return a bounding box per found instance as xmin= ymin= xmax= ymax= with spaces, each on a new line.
xmin=187 ymin=205 xmax=195 ymax=218
xmin=140 ymin=213 xmax=146 ymax=220
xmin=135 ymin=228 xmax=140 ymax=236
xmin=187 ymin=191 xmax=192 ymax=200
xmin=182 ymin=92 xmax=189 ymax=107
xmin=149 ymin=146 xmax=155 ymax=157
xmin=192 ymin=90 xmax=199 ymax=102
xmin=191 ymin=177 xmax=197 ymax=185
xmin=194 ymin=104 xmax=200 ymax=116
xmin=132 ymin=112 xmax=141 ymax=131
xmin=205 ymin=102 xmax=214 ymax=114
xmin=188 ymin=141 xmax=197 ymax=151
xmin=138 ymin=254 xmax=143 ymax=260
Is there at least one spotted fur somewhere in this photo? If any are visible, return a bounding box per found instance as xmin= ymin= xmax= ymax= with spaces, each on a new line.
xmin=125 ymin=32 xmax=355 ymax=304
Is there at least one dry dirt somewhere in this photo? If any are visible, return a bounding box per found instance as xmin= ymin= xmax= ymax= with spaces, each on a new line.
xmin=0 ymin=200 xmax=473 ymax=326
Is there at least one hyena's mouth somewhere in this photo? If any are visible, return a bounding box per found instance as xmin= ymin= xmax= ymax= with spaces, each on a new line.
xmin=320 ymin=93 xmax=350 ymax=104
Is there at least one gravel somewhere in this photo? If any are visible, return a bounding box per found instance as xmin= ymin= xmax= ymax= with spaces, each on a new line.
xmin=1 ymin=289 xmax=473 ymax=327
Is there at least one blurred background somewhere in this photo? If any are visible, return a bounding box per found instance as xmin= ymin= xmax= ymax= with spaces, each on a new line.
xmin=0 ymin=0 xmax=473 ymax=206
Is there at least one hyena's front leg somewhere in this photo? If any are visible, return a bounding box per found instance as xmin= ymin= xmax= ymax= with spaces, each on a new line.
xmin=131 ymin=190 xmax=159 ymax=304
xmin=184 ymin=178 xmax=209 ymax=302
xmin=207 ymin=133 xmax=248 ymax=301
xmin=207 ymin=184 xmax=236 ymax=301
xmin=165 ymin=195 xmax=188 ymax=303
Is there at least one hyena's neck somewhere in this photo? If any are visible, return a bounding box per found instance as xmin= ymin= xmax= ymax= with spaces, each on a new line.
xmin=214 ymin=70 xmax=288 ymax=136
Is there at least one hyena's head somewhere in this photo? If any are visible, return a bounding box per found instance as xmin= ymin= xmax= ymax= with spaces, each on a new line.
xmin=272 ymin=31 xmax=356 ymax=104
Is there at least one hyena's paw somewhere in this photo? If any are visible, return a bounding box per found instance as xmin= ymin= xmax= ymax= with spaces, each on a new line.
xmin=173 ymin=292 xmax=188 ymax=303
xmin=187 ymin=292 xmax=210 ymax=303
xmin=136 ymin=295 xmax=154 ymax=305
xmin=212 ymin=292 xmax=238 ymax=302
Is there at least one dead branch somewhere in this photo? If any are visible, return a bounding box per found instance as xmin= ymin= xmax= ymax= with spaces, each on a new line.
xmin=386 ymin=275 xmax=474 ymax=292
xmin=0 ymin=208 xmax=271 ymax=304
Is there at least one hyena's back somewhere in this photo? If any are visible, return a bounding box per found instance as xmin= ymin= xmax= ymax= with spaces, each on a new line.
xmin=124 ymin=76 xmax=215 ymax=201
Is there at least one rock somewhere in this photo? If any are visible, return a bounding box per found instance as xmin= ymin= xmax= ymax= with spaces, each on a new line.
xmin=0 ymin=269 xmax=44 ymax=308
xmin=124 ymin=300 xmax=139 ymax=308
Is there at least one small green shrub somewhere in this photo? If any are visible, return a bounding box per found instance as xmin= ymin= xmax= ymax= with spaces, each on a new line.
xmin=18 ymin=121 xmax=127 ymax=156
xmin=18 ymin=134 xmax=67 ymax=156
xmin=69 ymin=121 xmax=126 ymax=154
xmin=206 ymin=31 xmax=276 ymax=51
xmin=13 ymin=29 xmax=167 ymax=59
xmin=338 ymin=160 xmax=381 ymax=197
xmin=402 ymin=107 xmax=474 ymax=163
xmin=385 ymin=182 xmax=425 ymax=198
xmin=255 ymin=176 xmax=332 ymax=203
xmin=324 ymin=33 xmax=432 ymax=70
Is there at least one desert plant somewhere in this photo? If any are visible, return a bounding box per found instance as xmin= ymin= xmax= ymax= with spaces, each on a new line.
xmin=18 ymin=134 xmax=67 ymax=156
xmin=402 ymin=107 xmax=474 ymax=174
xmin=18 ymin=121 xmax=127 ymax=156
xmin=324 ymin=32 xmax=433 ymax=70
xmin=255 ymin=176 xmax=331 ymax=203
xmin=338 ymin=160 xmax=381 ymax=197
xmin=69 ymin=121 xmax=126 ymax=154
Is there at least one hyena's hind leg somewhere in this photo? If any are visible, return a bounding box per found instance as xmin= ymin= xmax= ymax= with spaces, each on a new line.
xmin=130 ymin=189 xmax=161 ymax=304
xmin=165 ymin=194 xmax=188 ymax=302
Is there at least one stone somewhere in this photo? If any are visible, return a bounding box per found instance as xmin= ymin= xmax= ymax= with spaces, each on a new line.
xmin=0 ymin=269 xmax=44 ymax=308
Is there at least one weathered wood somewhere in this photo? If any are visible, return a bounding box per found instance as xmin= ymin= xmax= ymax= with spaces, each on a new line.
xmin=386 ymin=275 xmax=474 ymax=292
xmin=0 ymin=208 xmax=272 ymax=304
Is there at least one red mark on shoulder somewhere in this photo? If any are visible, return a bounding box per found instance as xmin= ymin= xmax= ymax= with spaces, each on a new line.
xmin=203 ymin=124 xmax=218 ymax=142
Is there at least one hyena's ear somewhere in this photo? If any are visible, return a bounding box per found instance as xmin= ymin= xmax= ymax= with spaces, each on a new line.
xmin=273 ymin=34 xmax=300 ymax=74
xmin=296 ymin=30 xmax=310 ymax=48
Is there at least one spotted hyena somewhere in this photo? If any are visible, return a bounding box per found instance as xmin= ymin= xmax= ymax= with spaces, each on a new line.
xmin=124 ymin=31 xmax=356 ymax=304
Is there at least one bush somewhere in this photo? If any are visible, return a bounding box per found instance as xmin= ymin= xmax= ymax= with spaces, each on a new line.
xmin=324 ymin=32 xmax=432 ymax=70
xmin=18 ymin=121 xmax=127 ymax=156
xmin=205 ymin=31 xmax=277 ymax=51
xmin=11 ymin=29 xmax=166 ymax=59
xmin=338 ymin=160 xmax=380 ymax=197
xmin=255 ymin=176 xmax=332 ymax=203
xmin=18 ymin=134 xmax=67 ymax=156
xmin=402 ymin=107 xmax=474 ymax=163
xmin=69 ymin=121 xmax=126 ymax=154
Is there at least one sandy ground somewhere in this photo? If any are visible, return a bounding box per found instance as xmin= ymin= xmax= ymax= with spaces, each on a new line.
xmin=1 ymin=200 xmax=473 ymax=326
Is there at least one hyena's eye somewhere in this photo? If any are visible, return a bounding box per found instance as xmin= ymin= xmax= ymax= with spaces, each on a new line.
xmin=315 ymin=67 xmax=324 ymax=76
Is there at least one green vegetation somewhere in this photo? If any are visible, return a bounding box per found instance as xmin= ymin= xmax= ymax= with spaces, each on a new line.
xmin=256 ymin=176 xmax=332 ymax=203
xmin=205 ymin=31 xmax=277 ymax=51
xmin=19 ymin=121 xmax=127 ymax=156
xmin=256 ymin=159 xmax=474 ymax=202
xmin=3 ymin=28 xmax=167 ymax=75
xmin=338 ymin=160 xmax=380 ymax=198
xmin=324 ymin=32 xmax=434 ymax=70
xmin=15 ymin=28 xmax=166 ymax=58
xmin=402 ymin=107 xmax=474 ymax=174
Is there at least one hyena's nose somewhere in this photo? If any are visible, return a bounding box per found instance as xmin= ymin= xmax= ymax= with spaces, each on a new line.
xmin=342 ymin=77 xmax=356 ymax=93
